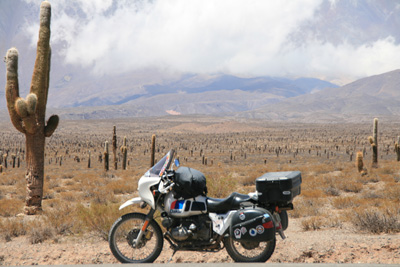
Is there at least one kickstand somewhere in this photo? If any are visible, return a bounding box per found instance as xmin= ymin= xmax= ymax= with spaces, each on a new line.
xmin=168 ymin=248 xmax=178 ymax=263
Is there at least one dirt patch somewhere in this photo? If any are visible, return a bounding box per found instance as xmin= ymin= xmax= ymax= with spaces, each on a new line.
xmin=1 ymin=218 xmax=399 ymax=265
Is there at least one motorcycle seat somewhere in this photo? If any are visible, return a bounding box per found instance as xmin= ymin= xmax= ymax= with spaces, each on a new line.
xmin=207 ymin=192 xmax=251 ymax=213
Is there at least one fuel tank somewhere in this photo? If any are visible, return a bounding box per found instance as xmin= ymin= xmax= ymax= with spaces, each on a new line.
xmin=164 ymin=191 xmax=207 ymax=218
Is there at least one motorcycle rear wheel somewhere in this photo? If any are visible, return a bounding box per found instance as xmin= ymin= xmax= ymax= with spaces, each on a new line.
xmin=109 ymin=213 xmax=163 ymax=263
xmin=279 ymin=210 xmax=289 ymax=231
xmin=224 ymin=237 xmax=276 ymax=262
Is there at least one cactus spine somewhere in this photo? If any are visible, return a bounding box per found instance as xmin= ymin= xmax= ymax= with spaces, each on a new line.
xmin=121 ymin=136 xmax=128 ymax=170
xmin=150 ymin=134 xmax=156 ymax=167
xmin=4 ymin=1 xmax=59 ymax=214
xmin=368 ymin=118 xmax=378 ymax=168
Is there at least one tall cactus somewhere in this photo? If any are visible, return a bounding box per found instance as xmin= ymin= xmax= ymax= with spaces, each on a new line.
xmin=4 ymin=1 xmax=58 ymax=215
xmin=121 ymin=136 xmax=128 ymax=170
xmin=395 ymin=136 xmax=400 ymax=162
xmin=368 ymin=118 xmax=378 ymax=168
xmin=104 ymin=141 xmax=109 ymax=171
xmin=150 ymin=134 xmax=156 ymax=167
xmin=112 ymin=125 xmax=117 ymax=170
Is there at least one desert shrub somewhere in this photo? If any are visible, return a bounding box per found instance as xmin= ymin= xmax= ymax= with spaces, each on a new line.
xmin=47 ymin=179 xmax=61 ymax=189
xmin=331 ymin=196 xmax=361 ymax=209
xmin=290 ymin=198 xmax=322 ymax=218
xmin=0 ymin=218 xmax=27 ymax=241
xmin=382 ymin=182 xmax=400 ymax=201
xmin=301 ymin=216 xmax=324 ymax=231
xmin=350 ymin=207 xmax=400 ymax=234
xmin=380 ymin=166 xmax=395 ymax=175
xmin=28 ymin=220 xmax=55 ymax=244
xmin=82 ymin=186 xmax=118 ymax=204
xmin=0 ymin=198 xmax=24 ymax=217
xmin=361 ymin=189 xmax=383 ymax=200
xmin=0 ymin=174 xmax=18 ymax=185
xmin=76 ymin=202 xmax=121 ymax=241
xmin=324 ymin=215 xmax=343 ymax=229
xmin=301 ymin=189 xmax=326 ymax=199
xmin=60 ymin=191 xmax=79 ymax=202
xmin=107 ymin=180 xmax=136 ymax=195
xmin=240 ymin=175 xmax=256 ymax=186
xmin=325 ymin=186 xmax=340 ymax=196
xmin=206 ymin=173 xmax=238 ymax=198
xmin=44 ymin=204 xmax=82 ymax=235
xmin=62 ymin=174 xmax=74 ymax=179
xmin=64 ymin=179 xmax=75 ymax=186
xmin=338 ymin=181 xmax=363 ymax=193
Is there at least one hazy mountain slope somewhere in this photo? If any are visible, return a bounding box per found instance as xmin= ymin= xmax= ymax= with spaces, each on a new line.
xmin=240 ymin=69 xmax=400 ymax=122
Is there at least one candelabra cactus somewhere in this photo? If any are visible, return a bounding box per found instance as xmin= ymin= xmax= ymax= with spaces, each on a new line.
xmin=4 ymin=1 xmax=58 ymax=214
xmin=368 ymin=118 xmax=378 ymax=168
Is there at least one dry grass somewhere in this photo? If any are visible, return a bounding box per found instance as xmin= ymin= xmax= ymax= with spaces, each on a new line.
xmin=76 ymin=202 xmax=122 ymax=241
xmin=0 ymin=198 xmax=24 ymax=217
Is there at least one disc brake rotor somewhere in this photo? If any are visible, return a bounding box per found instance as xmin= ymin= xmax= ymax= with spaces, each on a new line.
xmin=126 ymin=229 xmax=153 ymax=249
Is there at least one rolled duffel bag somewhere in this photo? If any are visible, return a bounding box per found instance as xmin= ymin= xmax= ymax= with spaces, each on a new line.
xmin=230 ymin=208 xmax=275 ymax=242
xmin=173 ymin=167 xmax=207 ymax=199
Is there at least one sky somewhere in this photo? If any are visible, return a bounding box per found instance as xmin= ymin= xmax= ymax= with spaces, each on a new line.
xmin=23 ymin=0 xmax=400 ymax=85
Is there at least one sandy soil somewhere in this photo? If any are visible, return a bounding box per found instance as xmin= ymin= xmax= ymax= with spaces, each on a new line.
xmin=1 ymin=218 xmax=399 ymax=265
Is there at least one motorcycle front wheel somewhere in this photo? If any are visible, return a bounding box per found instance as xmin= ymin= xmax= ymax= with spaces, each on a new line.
xmin=224 ymin=237 xmax=276 ymax=262
xmin=109 ymin=213 xmax=163 ymax=263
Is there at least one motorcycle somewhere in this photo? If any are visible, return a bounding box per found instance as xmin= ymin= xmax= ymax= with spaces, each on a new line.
xmin=108 ymin=149 xmax=301 ymax=263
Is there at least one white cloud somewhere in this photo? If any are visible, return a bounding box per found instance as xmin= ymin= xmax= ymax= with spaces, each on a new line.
xmin=24 ymin=0 xmax=400 ymax=83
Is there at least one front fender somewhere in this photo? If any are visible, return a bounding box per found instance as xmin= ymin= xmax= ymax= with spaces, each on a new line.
xmin=119 ymin=197 xmax=144 ymax=210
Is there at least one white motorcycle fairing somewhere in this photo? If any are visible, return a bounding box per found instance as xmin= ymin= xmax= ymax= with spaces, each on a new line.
xmin=119 ymin=174 xmax=161 ymax=210
xmin=119 ymin=196 xmax=143 ymax=210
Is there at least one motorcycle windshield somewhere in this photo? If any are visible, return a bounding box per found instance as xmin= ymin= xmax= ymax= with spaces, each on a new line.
xmin=146 ymin=149 xmax=174 ymax=177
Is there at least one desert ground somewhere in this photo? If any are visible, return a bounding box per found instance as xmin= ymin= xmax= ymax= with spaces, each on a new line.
xmin=0 ymin=116 xmax=399 ymax=265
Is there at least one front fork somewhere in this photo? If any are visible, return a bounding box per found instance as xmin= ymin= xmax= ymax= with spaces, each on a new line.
xmin=132 ymin=209 xmax=156 ymax=247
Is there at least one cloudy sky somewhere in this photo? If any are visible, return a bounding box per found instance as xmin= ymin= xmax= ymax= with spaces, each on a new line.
xmin=23 ymin=0 xmax=400 ymax=84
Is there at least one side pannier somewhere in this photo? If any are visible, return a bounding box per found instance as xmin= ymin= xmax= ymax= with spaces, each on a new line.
xmin=230 ymin=208 xmax=275 ymax=242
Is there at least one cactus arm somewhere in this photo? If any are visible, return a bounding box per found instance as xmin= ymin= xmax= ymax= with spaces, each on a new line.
xmin=5 ymin=48 xmax=25 ymax=133
xmin=30 ymin=1 xmax=51 ymax=119
xmin=44 ymin=114 xmax=59 ymax=137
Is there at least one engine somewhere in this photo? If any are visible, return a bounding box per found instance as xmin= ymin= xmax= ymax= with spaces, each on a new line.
xmin=163 ymin=215 xmax=211 ymax=242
